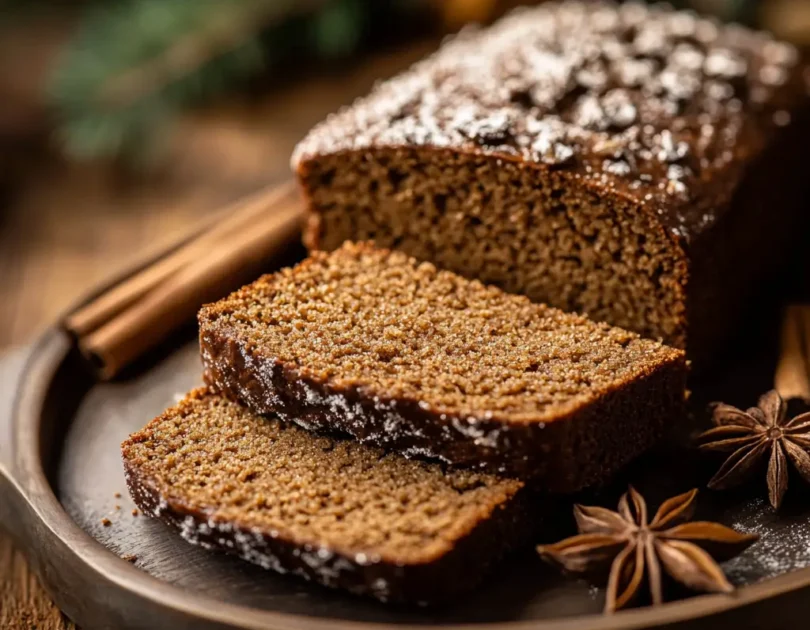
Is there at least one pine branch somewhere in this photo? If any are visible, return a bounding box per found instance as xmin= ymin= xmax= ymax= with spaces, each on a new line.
xmin=49 ymin=0 xmax=324 ymax=162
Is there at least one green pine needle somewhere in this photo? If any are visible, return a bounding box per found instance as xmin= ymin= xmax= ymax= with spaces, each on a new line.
xmin=49 ymin=0 xmax=303 ymax=162
xmin=311 ymin=0 xmax=365 ymax=58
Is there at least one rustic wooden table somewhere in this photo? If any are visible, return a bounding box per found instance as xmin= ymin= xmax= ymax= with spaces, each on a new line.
xmin=0 ymin=46 xmax=425 ymax=630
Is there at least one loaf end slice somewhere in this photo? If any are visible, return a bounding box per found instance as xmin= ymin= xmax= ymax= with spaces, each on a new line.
xmin=199 ymin=242 xmax=687 ymax=492
xmin=122 ymin=388 xmax=532 ymax=604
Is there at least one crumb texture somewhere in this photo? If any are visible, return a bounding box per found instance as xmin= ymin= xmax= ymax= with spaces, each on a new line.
xmin=303 ymin=149 xmax=688 ymax=346
xmin=201 ymin=242 xmax=682 ymax=422
xmin=122 ymin=389 xmax=524 ymax=565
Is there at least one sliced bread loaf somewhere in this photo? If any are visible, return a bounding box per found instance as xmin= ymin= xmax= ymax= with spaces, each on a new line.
xmin=293 ymin=1 xmax=810 ymax=363
xmin=199 ymin=242 xmax=686 ymax=492
xmin=122 ymin=388 xmax=532 ymax=604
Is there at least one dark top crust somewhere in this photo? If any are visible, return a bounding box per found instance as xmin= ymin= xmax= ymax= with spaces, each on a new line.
xmin=292 ymin=0 xmax=808 ymax=244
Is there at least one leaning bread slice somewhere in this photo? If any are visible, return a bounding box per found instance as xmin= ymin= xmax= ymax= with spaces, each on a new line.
xmin=122 ymin=389 xmax=531 ymax=604
xmin=199 ymin=242 xmax=686 ymax=492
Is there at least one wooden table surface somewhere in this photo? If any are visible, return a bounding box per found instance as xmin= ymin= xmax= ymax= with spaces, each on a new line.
xmin=0 ymin=45 xmax=425 ymax=630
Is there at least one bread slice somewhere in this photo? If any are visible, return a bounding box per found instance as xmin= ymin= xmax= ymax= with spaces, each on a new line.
xmin=199 ymin=242 xmax=686 ymax=492
xmin=122 ymin=389 xmax=532 ymax=604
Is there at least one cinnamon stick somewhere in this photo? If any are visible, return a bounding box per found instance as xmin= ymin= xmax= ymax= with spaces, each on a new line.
xmin=774 ymin=304 xmax=810 ymax=401
xmin=66 ymin=182 xmax=298 ymax=336
xmin=65 ymin=182 xmax=305 ymax=379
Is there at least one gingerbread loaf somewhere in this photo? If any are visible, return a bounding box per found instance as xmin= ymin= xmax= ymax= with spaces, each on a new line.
xmin=292 ymin=1 xmax=810 ymax=363
xmin=122 ymin=388 xmax=532 ymax=604
xmin=199 ymin=242 xmax=686 ymax=492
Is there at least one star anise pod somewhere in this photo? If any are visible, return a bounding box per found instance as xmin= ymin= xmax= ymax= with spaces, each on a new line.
xmin=536 ymin=487 xmax=758 ymax=613
xmin=698 ymin=390 xmax=810 ymax=510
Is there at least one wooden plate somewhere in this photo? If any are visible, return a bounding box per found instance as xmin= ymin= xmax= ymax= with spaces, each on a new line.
xmin=3 ymin=252 xmax=810 ymax=630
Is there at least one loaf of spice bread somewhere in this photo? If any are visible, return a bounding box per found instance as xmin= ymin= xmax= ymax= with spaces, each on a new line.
xmin=292 ymin=0 xmax=810 ymax=362
xmin=122 ymin=388 xmax=532 ymax=604
xmin=199 ymin=242 xmax=686 ymax=492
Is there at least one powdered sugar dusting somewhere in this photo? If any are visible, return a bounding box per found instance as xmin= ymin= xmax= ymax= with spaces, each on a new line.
xmin=722 ymin=498 xmax=810 ymax=584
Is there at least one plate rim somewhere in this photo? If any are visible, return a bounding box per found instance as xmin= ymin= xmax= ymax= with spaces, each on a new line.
xmin=5 ymin=257 xmax=810 ymax=630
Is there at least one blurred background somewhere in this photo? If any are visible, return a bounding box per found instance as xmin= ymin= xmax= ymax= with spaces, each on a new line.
xmin=0 ymin=0 xmax=809 ymax=352
xmin=0 ymin=1 xmax=809 ymax=628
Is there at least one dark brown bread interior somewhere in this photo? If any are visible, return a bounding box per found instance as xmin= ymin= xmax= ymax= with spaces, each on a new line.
xmin=122 ymin=389 xmax=532 ymax=604
xmin=199 ymin=242 xmax=686 ymax=492
xmin=293 ymin=1 xmax=810 ymax=363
